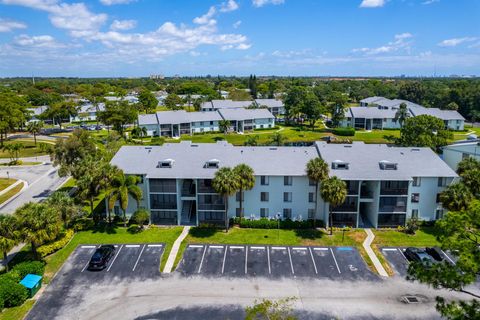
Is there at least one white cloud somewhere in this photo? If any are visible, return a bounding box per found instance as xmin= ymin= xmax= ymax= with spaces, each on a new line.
xmin=193 ymin=6 xmax=216 ymax=25
xmin=353 ymin=33 xmax=413 ymax=55
xmin=0 ymin=18 xmax=27 ymax=32
xmin=422 ymin=0 xmax=439 ymax=4
xmin=110 ymin=19 xmax=136 ymax=31
xmin=438 ymin=37 xmax=477 ymax=47
xmin=359 ymin=0 xmax=385 ymax=8
xmin=100 ymin=0 xmax=136 ymax=5
xmin=233 ymin=20 xmax=242 ymax=29
xmin=13 ymin=34 xmax=67 ymax=48
xmin=220 ymin=0 xmax=239 ymax=12
xmin=252 ymin=0 xmax=284 ymax=8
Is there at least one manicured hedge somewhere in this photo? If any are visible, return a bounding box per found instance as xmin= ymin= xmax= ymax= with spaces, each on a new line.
xmin=232 ymin=218 xmax=324 ymax=229
xmin=37 ymin=229 xmax=74 ymax=258
xmin=0 ymin=280 xmax=28 ymax=308
xmin=12 ymin=261 xmax=45 ymax=279
xmin=332 ymin=127 xmax=355 ymax=136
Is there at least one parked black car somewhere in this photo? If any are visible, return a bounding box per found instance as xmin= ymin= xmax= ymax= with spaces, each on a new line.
xmin=88 ymin=245 xmax=115 ymax=270
xmin=404 ymin=247 xmax=435 ymax=264
xmin=425 ymin=247 xmax=445 ymax=262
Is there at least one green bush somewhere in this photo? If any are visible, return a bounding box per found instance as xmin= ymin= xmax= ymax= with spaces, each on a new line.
xmin=12 ymin=261 xmax=45 ymax=279
xmin=150 ymin=137 xmax=165 ymax=145
xmin=0 ymin=281 xmax=28 ymax=308
xmin=332 ymin=127 xmax=355 ymax=136
xmin=232 ymin=218 xmax=323 ymax=229
xmin=37 ymin=229 xmax=74 ymax=257
xmin=130 ymin=209 xmax=150 ymax=226
xmin=405 ymin=218 xmax=419 ymax=235
xmin=127 ymin=224 xmax=141 ymax=234
xmin=0 ymin=293 xmax=4 ymax=310
xmin=73 ymin=217 xmax=95 ymax=231
xmin=0 ymin=271 xmax=21 ymax=284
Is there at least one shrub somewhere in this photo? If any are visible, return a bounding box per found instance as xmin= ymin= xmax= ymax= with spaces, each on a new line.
xmin=127 ymin=224 xmax=141 ymax=234
xmin=0 ymin=271 xmax=21 ymax=283
xmin=197 ymin=223 xmax=223 ymax=229
xmin=73 ymin=217 xmax=95 ymax=231
xmin=12 ymin=261 xmax=45 ymax=279
xmin=37 ymin=229 xmax=74 ymax=257
xmin=131 ymin=209 xmax=150 ymax=226
xmin=405 ymin=218 xmax=419 ymax=235
xmin=0 ymin=293 xmax=4 ymax=310
xmin=150 ymin=137 xmax=165 ymax=146
xmin=231 ymin=218 xmax=324 ymax=229
xmin=332 ymin=127 xmax=355 ymax=136
xmin=0 ymin=281 xmax=28 ymax=308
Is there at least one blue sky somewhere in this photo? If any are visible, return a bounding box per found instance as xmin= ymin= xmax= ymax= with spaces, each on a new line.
xmin=0 ymin=0 xmax=479 ymax=77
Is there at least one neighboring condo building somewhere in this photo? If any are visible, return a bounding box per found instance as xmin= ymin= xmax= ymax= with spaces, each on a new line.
xmin=138 ymin=109 xmax=275 ymax=137
xmin=110 ymin=141 xmax=457 ymax=228
xmin=200 ymin=99 xmax=285 ymax=116
xmin=341 ymin=97 xmax=465 ymax=130
xmin=442 ymin=135 xmax=480 ymax=170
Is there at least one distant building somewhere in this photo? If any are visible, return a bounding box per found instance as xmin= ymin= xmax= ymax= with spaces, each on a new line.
xmin=201 ymin=99 xmax=254 ymax=112
xmin=254 ymin=99 xmax=285 ymax=116
xmin=70 ymin=103 xmax=105 ymax=122
xmin=442 ymin=136 xmax=480 ymax=170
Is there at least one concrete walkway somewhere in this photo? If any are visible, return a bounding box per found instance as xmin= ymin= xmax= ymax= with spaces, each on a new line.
xmin=0 ymin=179 xmax=23 ymax=196
xmin=363 ymin=228 xmax=389 ymax=277
xmin=163 ymin=226 xmax=191 ymax=273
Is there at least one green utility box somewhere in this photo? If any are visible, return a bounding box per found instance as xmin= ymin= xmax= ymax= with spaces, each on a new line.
xmin=20 ymin=274 xmax=42 ymax=298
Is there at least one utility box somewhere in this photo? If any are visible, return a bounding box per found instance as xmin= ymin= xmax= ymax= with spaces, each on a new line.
xmin=20 ymin=274 xmax=42 ymax=298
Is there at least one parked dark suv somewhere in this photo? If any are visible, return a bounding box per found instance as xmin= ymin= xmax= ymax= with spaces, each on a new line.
xmin=88 ymin=245 xmax=115 ymax=270
xmin=404 ymin=247 xmax=435 ymax=264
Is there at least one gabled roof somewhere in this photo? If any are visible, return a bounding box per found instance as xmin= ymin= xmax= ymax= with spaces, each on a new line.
xmin=315 ymin=141 xmax=457 ymax=180
xmin=360 ymin=96 xmax=387 ymax=104
xmin=255 ymin=99 xmax=284 ymax=108
xmin=408 ymin=106 xmax=465 ymax=121
xmin=138 ymin=113 xmax=158 ymax=126
xmin=210 ymin=100 xmax=254 ymax=110
xmin=218 ymin=108 xmax=275 ymax=121
xmin=347 ymin=106 xmax=404 ymax=119
xmin=155 ymin=110 xmax=223 ymax=125
xmin=78 ymin=103 xmax=105 ymax=114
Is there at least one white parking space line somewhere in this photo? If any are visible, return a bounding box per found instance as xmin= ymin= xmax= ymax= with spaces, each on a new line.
xmin=292 ymin=247 xmax=307 ymax=251
xmin=441 ymin=249 xmax=456 ymax=265
xmin=210 ymin=245 xmax=224 ymax=249
xmin=81 ymin=245 xmax=96 ymax=249
xmin=189 ymin=245 xmax=203 ymax=248
xmin=245 ymin=247 xmax=248 ymax=274
xmin=287 ymin=247 xmax=294 ymax=275
xmin=126 ymin=245 xmax=140 ymax=248
xmin=313 ymin=248 xmax=328 ymax=251
xmin=81 ymin=257 xmax=91 ymax=272
xmin=147 ymin=244 xmax=163 ymax=247
xmin=272 ymin=246 xmax=286 ymax=250
xmin=398 ymin=248 xmax=410 ymax=264
xmin=267 ymin=247 xmax=271 ymax=274
xmin=309 ymin=247 xmax=318 ymax=275
xmin=221 ymin=245 xmax=228 ymax=274
xmin=230 ymin=246 xmax=244 ymax=249
xmin=382 ymin=248 xmax=398 ymax=251
xmin=330 ymin=248 xmax=341 ymax=274
xmin=250 ymin=246 xmax=265 ymax=250
xmin=132 ymin=245 xmax=146 ymax=272
xmin=197 ymin=245 xmax=207 ymax=273
xmin=107 ymin=245 xmax=123 ymax=272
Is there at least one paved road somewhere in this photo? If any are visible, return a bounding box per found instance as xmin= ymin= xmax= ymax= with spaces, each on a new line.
xmin=0 ymin=156 xmax=67 ymax=214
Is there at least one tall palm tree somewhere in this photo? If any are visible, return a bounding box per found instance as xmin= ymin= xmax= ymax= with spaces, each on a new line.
xmin=320 ymin=176 xmax=347 ymax=235
xmin=47 ymin=191 xmax=82 ymax=229
xmin=27 ymin=121 xmax=44 ymax=146
xmin=212 ymin=167 xmax=239 ymax=232
xmin=306 ymin=158 xmax=329 ymax=227
xmin=439 ymin=183 xmax=473 ymax=212
xmin=270 ymin=132 xmax=286 ymax=146
xmin=108 ymin=171 xmax=143 ymax=227
xmin=100 ymin=163 xmax=122 ymax=223
xmin=0 ymin=214 xmax=18 ymax=271
xmin=14 ymin=202 xmax=61 ymax=259
xmin=219 ymin=120 xmax=231 ymax=135
xmin=394 ymin=102 xmax=410 ymax=128
xmin=233 ymin=164 xmax=255 ymax=223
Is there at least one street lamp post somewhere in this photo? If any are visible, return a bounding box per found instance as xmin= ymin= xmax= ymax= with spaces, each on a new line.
xmin=276 ymin=212 xmax=281 ymax=242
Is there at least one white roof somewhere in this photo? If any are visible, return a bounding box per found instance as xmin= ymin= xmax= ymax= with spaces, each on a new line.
xmin=255 ymin=99 xmax=284 ymax=108
xmin=218 ymin=108 xmax=275 ymax=121
xmin=409 ymin=106 xmax=465 ymax=121
xmin=210 ymin=100 xmax=254 ymax=110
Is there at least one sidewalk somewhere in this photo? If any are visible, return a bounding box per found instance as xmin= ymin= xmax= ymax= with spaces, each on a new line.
xmin=363 ymin=228 xmax=389 ymax=277
xmin=163 ymin=226 xmax=190 ymax=273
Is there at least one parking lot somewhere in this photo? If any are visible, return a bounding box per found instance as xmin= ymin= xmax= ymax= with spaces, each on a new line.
xmin=381 ymin=247 xmax=457 ymax=277
xmin=176 ymin=244 xmax=378 ymax=281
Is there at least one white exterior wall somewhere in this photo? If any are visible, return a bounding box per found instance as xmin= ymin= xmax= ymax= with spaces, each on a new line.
xmin=70 ymin=112 xmax=96 ymax=122
xmin=141 ymin=123 xmax=160 ymax=137
xmin=383 ymin=118 xmax=401 ymax=129
xmin=253 ymin=118 xmax=275 ymax=129
xmin=443 ymin=143 xmax=480 ymax=170
xmin=191 ymin=121 xmax=220 ymax=133
xmin=408 ymin=177 xmax=453 ymax=222
xmin=445 ymin=119 xmax=464 ymax=131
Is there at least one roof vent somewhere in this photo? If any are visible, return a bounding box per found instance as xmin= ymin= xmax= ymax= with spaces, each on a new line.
xmin=332 ymin=160 xmax=349 ymax=170
xmin=205 ymin=159 xmax=220 ymax=169
xmin=411 ymin=148 xmax=420 ymax=152
xmin=158 ymin=159 xmax=174 ymax=168
xmin=343 ymin=145 xmax=352 ymax=148
xmin=191 ymin=144 xmax=199 ymax=147
xmin=269 ymin=147 xmax=277 ymax=150
xmin=379 ymin=160 xmax=398 ymax=170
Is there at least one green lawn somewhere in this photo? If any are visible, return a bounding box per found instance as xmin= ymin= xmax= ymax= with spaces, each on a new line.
xmin=351 ymin=129 xmax=399 ymax=144
xmin=0 ymin=141 xmax=49 ymax=159
xmin=0 ymin=300 xmax=35 ymax=320
xmin=0 ymin=178 xmax=16 ymax=192
xmin=372 ymin=227 xmax=441 ymax=247
xmin=0 ymin=182 xmax=23 ymax=205
xmin=43 ymin=226 xmax=183 ymax=281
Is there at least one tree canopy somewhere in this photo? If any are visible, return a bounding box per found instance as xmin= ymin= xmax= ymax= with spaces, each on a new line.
xmin=396 ymin=115 xmax=453 ymax=151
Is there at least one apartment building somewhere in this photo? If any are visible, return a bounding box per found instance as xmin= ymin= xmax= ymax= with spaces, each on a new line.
xmin=255 ymin=99 xmax=286 ymax=116
xmin=138 ymin=109 xmax=275 ymax=137
xmin=442 ymin=136 xmax=480 ymax=170
xmin=200 ymin=99 xmax=285 ymax=116
xmin=110 ymin=141 xmax=457 ymax=228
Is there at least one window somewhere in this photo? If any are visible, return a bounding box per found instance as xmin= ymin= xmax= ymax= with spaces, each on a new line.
xmin=260 ymin=208 xmax=269 ymax=218
xmin=284 ymin=176 xmax=292 ymax=186
xmin=260 ymin=176 xmax=269 ymax=186
xmin=412 ymin=177 xmax=421 ymax=187
xmin=438 ymin=177 xmax=447 ymax=187
xmin=261 ymin=192 xmax=269 ymax=202
xmin=435 ymin=209 xmax=444 ymax=220
xmin=411 ymin=193 xmax=420 ymax=203
xmin=308 ymin=192 xmax=315 ymax=203
xmin=150 ymin=194 xmax=177 ymax=210
xmin=235 ymin=208 xmax=243 ymax=217
xmin=210 ymin=121 xmax=214 ymax=125
xmin=411 ymin=209 xmax=419 ymax=219
xmin=149 ymin=179 xmax=177 ymax=193
xmin=283 ymin=192 xmax=292 ymax=203
xmin=308 ymin=208 xmax=315 ymax=219
xmin=309 ymin=178 xmax=316 ymax=186
xmin=283 ymin=208 xmax=292 ymax=220
xmin=436 ymin=193 xmax=441 ymax=203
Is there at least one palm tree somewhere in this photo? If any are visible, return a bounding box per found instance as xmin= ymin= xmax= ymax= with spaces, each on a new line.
xmin=233 ymin=164 xmax=255 ymax=223
xmin=108 ymin=171 xmax=143 ymax=227
xmin=244 ymin=135 xmax=259 ymax=146
xmin=394 ymin=102 xmax=410 ymax=128
xmin=212 ymin=167 xmax=239 ymax=232
xmin=439 ymin=183 xmax=473 ymax=212
xmin=320 ymin=176 xmax=347 ymax=235
xmin=100 ymin=163 xmax=122 ymax=223
xmin=270 ymin=132 xmax=286 ymax=146
xmin=77 ymin=166 xmax=103 ymax=218
xmin=14 ymin=202 xmax=61 ymax=259
xmin=3 ymin=142 xmax=24 ymax=164
xmin=47 ymin=191 xmax=82 ymax=229
xmin=219 ymin=120 xmax=231 ymax=134
xmin=27 ymin=121 xmax=44 ymax=146
xmin=0 ymin=214 xmax=18 ymax=271
xmin=306 ymin=158 xmax=329 ymax=227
